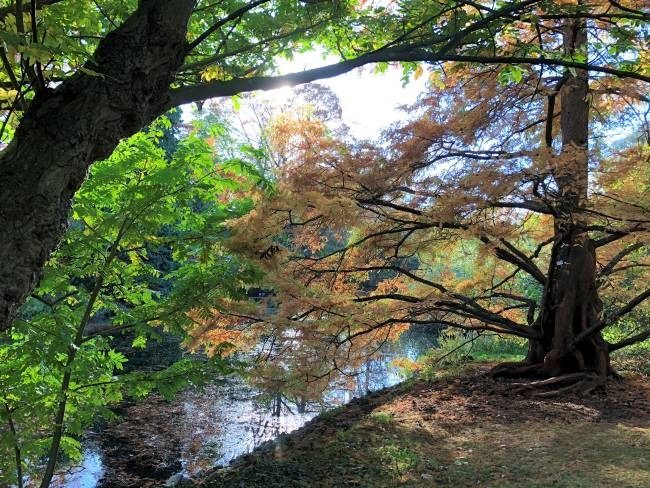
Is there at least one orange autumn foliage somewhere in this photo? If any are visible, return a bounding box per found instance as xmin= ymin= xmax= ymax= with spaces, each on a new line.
xmin=188 ymin=6 xmax=649 ymax=390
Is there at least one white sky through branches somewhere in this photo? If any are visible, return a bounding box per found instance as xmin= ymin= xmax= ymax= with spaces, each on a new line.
xmin=183 ymin=52 xmax=430 ymax=140
xmin=274 ymin=53 xmax=429 ymax=139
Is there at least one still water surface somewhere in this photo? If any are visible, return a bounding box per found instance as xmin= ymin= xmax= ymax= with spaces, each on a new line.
xmin=54 ymin=329 xmax=436 ymax=487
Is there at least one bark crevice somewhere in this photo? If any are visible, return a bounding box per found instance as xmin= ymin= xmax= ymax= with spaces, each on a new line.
xmin=0 ymin=0 xmax=195 ymax=330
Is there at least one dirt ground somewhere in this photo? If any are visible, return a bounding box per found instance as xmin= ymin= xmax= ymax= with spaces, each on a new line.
xmin=199 ymin=364 xmax=650 ymax=488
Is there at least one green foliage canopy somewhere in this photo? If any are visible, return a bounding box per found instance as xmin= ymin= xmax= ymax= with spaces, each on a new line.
xmin=0 ymin=117 xmax=265 ymax=486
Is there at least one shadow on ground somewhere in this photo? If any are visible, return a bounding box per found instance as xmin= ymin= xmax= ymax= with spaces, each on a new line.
xmin=197 ymin=365 xmax=650 ymax=488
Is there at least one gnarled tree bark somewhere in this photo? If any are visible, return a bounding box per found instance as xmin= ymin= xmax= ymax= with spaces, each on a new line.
xmin=0 ymin=0 xmax=195 ymax=331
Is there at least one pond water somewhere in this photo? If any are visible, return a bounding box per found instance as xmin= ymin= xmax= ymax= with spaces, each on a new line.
xmin=52 ymin=327 xmax=437 ymax=487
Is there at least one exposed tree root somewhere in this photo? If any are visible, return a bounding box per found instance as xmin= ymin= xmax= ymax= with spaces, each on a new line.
xmin=489 ymin=361 xmax=611 ymax=397
xmin=534 ymin=375 xmax=606 ymax=397
xmin=509 ymin=372 xmax=607 ymax=397
xmin=512 ymin=372 xmax=587 ymax=389
xmin=609 ymin=368 xmax=624 ymax=380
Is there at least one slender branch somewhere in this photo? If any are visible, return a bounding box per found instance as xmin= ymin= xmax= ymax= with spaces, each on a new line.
xmin=354 ymin=293 xmax=421 ymax=303
xmin=357 ymin=197 xmax=424 ymax=216
xmin=609 ymin=328 xmax=650 ymax=352
xmin=407 ymin=317 xmax=534 ymax=339
xmin=439 ymin=0 xmax=542 ymax=54
xmin=39 ymin=218 xmax=129 ymax=487
xmin=3 ymin=402 xmax=23 ymax=488
xmin=297 ymin=224 xmax=437 ymax=263
xmin=182 ymin=20 xmax=324 ymax=71
xmin=82 ymin=313 xmax=166 ymax=342
xmin=604 ymin=263 xmax=650 ymax=275
xmin=0 ymin=46 xmax=22 ymax=94
xmin=539 ymin=12 xmax=650 ymax=21
xmin=593 ymin=193 xmax=650 ymax=213
xmin=598 ymin=242 xmax=644 ymax=278
xmin=91 ymin=0 xmax=117 ymax=28
xmin=30 ymin=290 xmax=78 ymax=308
xmin=187 ymin=0 xmax=271 ymax=52
xmin=491 ymin=199 xmax=553 ymax=214
xmin=426 ymin=331 xmax=491 ymax=366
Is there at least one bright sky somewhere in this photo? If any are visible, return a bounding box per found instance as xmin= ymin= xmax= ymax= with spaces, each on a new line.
xmin=183 ymin=53 xmax=430 ymax=140
xmin=272 ymin=54 xmax=430 ymax=139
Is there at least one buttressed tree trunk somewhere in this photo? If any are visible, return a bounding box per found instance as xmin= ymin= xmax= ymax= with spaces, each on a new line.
xmin=0 ymin=0 xmax=195 ymax=331
xmin=510 ymin=19 xmax=611 ymax=383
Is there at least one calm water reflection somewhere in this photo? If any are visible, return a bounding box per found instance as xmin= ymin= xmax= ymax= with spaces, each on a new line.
xmin=55 ymin=326 xmax=437 ymax=487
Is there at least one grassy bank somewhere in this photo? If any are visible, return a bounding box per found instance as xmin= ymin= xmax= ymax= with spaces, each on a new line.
xmin=199 ymin=363 xmax=650 ymax=488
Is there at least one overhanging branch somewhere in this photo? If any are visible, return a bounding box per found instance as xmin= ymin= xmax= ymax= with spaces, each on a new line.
xmin=186 ymin=0 xmax=272 ymax=52
xmin=169 ymin=49 xmax=650 ymax=107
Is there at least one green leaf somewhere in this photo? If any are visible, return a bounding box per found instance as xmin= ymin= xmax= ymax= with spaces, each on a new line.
xmin=232 ymin=94 xmax=242 ymax=112
xmin=497 ymin=65 xmax=525 ymax=85
xmin=132 ymin=336 xmax=147 ymax=349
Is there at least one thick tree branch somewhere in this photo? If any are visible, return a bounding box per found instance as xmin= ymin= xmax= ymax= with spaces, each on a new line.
xmin=574 ymin=288 xmax=650 ymax=347
xmin=603 ymin=288 xmax=650 ymax=328
xmin=351 ymin=289 xmax=533 ymax=338
xmin=480 ymin=236 xmax=547 ymax=285
xmin=593 ymin=231 xmax=630 ymax=248
xmin=492 ymin=291 xmax=537 ymax=324
xmin=608 ymin=0 xmax=648 ymax=17
xmin=170 ymin=49 xmax=650 ymax=106
xmin=590 ymin=224 xmax=647 ymax=247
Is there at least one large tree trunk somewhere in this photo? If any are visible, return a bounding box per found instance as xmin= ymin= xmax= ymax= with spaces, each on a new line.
xmin=527 ymin=229 xmax=609 ymax=378
xmin=0 ymin=0 xmax=195 ymax=331
xmin=495 ymin=18 xmax=611 ymax=384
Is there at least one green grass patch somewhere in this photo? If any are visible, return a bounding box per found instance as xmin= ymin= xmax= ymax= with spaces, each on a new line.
xmin=370 ymin=411 xmax=394 ymax=424
xmin=373 ymin=444 xmax=421 ymax=476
